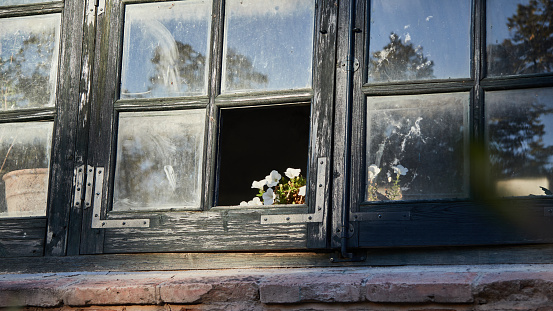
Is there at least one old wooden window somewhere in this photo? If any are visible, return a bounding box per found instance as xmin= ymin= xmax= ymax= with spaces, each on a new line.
xmin=2 ymin=0 xmax=553 ymax=262
xmin=337 ymin=0 xmax=553 ymax=251
xmin=0 ymin=0 xmax=81 ymax=257
xmin=66 ymin=0 xmax=336 ymax=255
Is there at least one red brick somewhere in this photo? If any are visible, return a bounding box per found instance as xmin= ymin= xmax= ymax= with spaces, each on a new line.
xmin=259 ymin=272 xmax=365 ymax=303
xmin=365 ymin=272 xmax=477 ymax=303
xmin=159 ymin=283 xmax=212 ymax=303
xmin=62 ymin=277 xmax=161 ymax=306
xmin=0 ymin=276 xmax=77 ymax=307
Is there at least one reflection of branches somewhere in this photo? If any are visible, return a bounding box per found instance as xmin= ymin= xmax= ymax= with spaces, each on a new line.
xmin=488 ymin=0 xmax=553 ymax=75
xmin=0 ymin=31 xmax=56 ymax=109
xmin=147 ymin=41 xmax=269 ymax=95
xmin=224 ymin=48 xmax=268 ymax=90
xmin=489 ymin=101 xmax=553 ymax=178
xmin=369 ymin=33 xmax=435 ymax=82
xmin=0 ymin=136 xmax=17 ymax=174
xmin=149 ymin=41 xmax=206 ymax=95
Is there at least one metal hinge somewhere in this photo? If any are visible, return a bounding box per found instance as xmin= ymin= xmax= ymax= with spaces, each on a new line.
xmin=72 ymin=166 xmax=150 ymax=229
xmin=87 ymin=0 xmax=105 ymax=16
xmin=260 ymin=157 xmax=327 ymax=224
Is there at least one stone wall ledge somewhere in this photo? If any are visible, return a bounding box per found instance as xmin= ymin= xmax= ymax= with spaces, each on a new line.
xmin=2 ymin=264 xmax=553 ymax=310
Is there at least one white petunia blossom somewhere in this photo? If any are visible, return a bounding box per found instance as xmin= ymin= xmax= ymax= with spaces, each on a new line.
xmin=285 ymin=168 xmax=301 ymax=179
xmin=265 ymin=170 xmax=282 ymax=187
xmin=251 ymin=179 xmax=267 ymax=190
xmin=262 ymin=188 xmax=275 ymax=205
xmin=298 ymin=186 xmax=306 ymax=196
xmin=240 ymin=197 xmax=263 ymax=206
xmin=368 ymin=164 xmax=381 ymax=181
xmin=392 ymin=165 xmax=409 ymax=176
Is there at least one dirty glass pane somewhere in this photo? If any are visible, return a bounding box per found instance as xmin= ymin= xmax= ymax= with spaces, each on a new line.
xmin=120 ymin=1 xmax=212 ymax=99
xmin=0 ymin=122 xmax=52 ymax=218
xmin=1 ymin=0 xmax=56 ymax=5
xmin=487 ymin=0 xmax=553 ymax=77
xmin=222 ymin=0 xmax=315 ymax=93
xmin=0 ymin=14 xmax=61 ymax=110
xmin=113 ymin=110 xmax=206 ymax=211
xmin=487 ymin=88 xmax=553 ymax=197
xmin=366 ymin=93 xmax=468 ymax=201
xmin=367 ymin=0 xmax=471 ymax=82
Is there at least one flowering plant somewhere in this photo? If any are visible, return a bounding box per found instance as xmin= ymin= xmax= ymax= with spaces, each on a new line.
xmin=240 ymin=168 xmax=306 ymax=206
xmin=367 ymin=164 xmax=409 ymax=201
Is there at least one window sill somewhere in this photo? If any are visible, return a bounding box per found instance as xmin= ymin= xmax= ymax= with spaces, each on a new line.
xmin=2 ymin=264 xmax=553 ymax=309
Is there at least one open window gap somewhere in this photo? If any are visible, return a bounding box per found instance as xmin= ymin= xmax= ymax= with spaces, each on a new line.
xmin=216 ymin=104 xmax=310 ymax=206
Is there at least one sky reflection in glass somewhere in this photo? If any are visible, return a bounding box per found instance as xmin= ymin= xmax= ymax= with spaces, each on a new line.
xmin=368 ymin=0 xmax=471 ymax=82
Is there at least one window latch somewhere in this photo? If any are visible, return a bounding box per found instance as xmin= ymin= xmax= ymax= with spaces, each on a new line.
xmin=72 ymin=165 xmax=150 ymax=229
xmin=260 ymin=157 xmax=327 ymax=224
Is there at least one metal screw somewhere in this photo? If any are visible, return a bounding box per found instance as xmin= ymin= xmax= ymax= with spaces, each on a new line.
xmin=378 ymin=214 xmax=382 ymax=219
xmin=263 ymin=218 xmax=268 ymax=221
xmin=122 ymin=222 xmax=126 ymax=226
xmin=286 ymin=217 xmax=290 ymax=221
xmin=308 ymin=216 xmax=312 ymax=220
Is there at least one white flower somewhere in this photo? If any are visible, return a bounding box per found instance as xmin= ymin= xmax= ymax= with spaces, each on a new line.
xmin=240 ymin=197 xmax=263 ymax=206
xmin=265 ymin=170 xmax=281 ymax=187
xmin=298 ymin=186 xmax=306 ymax=196
xmin=392 ymin=165 xmax=409 ymax=176
xmin=262 ymin=188 xmax=275 ymax=205
xmin=368 ymin=164 xmax=381 ymax=181
xmin=285 ymin=168 xmax=301 ymax=179
xmin=250 ymin=197 xmax=263 ymax=206
xmin=251 ymin=179 xmax=267 ymax=190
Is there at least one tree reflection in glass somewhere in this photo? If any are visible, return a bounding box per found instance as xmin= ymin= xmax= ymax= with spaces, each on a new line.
xmin=222 ymin=0 xmax=315 ymax=93
xmin=368 ymin=0 xmax=470 ymax=82
xmin=366 ymin=93 xmax=468 ymax=201
xmin=0 ymin=14 xmax=61 ymax=110
xmin=487 ymin=0 xmax=553 ymax=76
xmin=487 ymin=88 xmax=553 ymax=197
xmin=120 ymin=1 xmax=212 ymax=99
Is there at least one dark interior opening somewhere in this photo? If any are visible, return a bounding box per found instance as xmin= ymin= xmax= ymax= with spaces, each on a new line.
xmin=216 ymin=104 xmax=311 ymax=206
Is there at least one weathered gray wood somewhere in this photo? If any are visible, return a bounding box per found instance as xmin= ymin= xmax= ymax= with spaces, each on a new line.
xmin=0 ymin=2 xmax=63 ymax=17
xmin=64 ymin=0 xmax=96 ymax=256
xmin=103 ymin=208 xmax=308 ymax=252
xmin=0 ymin=218 xmax=46 ymax=257
xmin=45 ymin=0 xmax=86 ymax=256
xmin=306 ymin=0 xmax=338 ymax=249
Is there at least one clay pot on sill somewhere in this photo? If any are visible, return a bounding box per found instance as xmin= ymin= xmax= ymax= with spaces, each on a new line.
xmin=2 ymin=168 xmax=48 ymax=216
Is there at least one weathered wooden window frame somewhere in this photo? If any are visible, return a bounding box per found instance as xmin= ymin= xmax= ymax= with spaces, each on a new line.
xmin=3 ymin=0 xmax=553 ymax=265
xmin=332 ymin=0 xmax=553 ymax=253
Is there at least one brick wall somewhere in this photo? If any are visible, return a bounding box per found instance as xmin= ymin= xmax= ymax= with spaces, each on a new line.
xmin=2 ymin=265 xmax=553 ymax=310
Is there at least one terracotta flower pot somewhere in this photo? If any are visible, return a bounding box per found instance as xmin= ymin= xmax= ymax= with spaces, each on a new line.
xmin=2 ymin=168 xmax=48 ymax=216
